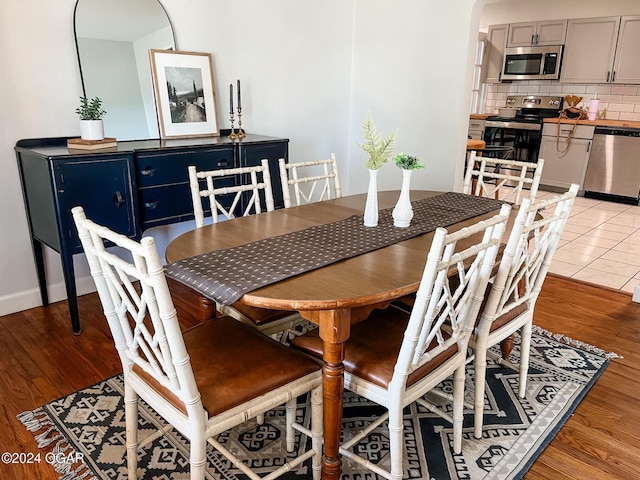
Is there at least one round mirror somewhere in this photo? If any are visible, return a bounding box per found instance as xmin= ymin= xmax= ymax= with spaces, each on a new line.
xmin=74 ymin=0 xmax=176 ymax=140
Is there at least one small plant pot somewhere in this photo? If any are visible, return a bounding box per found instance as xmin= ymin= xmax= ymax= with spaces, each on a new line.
xmin=80 ymin=120 xmax=105 ymax=141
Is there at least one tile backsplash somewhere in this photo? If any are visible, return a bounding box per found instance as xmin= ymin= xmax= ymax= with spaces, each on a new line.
xmin=485 ymin=81 xmax=640 ymax=121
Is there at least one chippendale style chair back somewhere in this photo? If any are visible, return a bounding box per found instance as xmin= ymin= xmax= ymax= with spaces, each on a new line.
xmin=189 ymin=159 xmax=274 ymax=227
xmin=72 ymin=206 xmax=323 ymax=480
xmin=463 ymin=151 xmax=545 ymax=205
xmin=469 ymin=183 xmax=578 ymax=439
xmin=188 ymin=159 xmax=303 ymax=336
xmin=292 ymin=204 xmax=511 ymax=479
xmin=278 ymin=154 xmax=342 ymax=208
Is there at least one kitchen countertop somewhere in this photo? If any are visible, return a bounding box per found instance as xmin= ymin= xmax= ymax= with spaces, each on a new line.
xmin=544 ymin=118 xmax=640 ymax=129
xmin=467 ymin=139 xmax=486 ymax=150
xmin=470 ymin=114 xmax=640 ymax=129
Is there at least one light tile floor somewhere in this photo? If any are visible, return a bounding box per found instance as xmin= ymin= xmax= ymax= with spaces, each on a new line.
xmin=536 ymin=189 xmax=640 ymax=294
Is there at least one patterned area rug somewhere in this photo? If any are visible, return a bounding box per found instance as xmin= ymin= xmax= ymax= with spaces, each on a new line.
xmin=18 ymin=326 xmax=615 ymax=480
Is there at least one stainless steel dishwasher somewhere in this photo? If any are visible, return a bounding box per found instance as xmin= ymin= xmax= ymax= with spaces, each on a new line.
xmin=583 ymin=126 xmax=640 ymax=201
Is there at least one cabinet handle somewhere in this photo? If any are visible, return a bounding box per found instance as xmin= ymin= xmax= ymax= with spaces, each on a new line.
xmin=612 ymin=71 xmax=616 ymax=82
xmin=144 ymin=200 xmax=159 ymax=209
xmin=531 ymin=34 xmax=535 ymax=45
xmin=587 ymin=141 xmax=591 ymax=153
xmin=607 ymin=71 xmax=611 ymax=82
xmin=140 ymin=166 xmax=157 ymax=176
xmin=217 ymin=159 xmax=229 ymax=167
xmin=113 ymin=191 xmax=125 ymax=208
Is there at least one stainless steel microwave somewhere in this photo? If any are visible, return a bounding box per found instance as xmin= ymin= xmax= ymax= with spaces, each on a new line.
xmin=502 ymin=45 xmax=563 ymax=81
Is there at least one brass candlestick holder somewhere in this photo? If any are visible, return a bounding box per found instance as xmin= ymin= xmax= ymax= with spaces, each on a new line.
xmin=228 ymin=112 xmax=240 ymax=140
xmin=236 ymin=107 xmax=246 ymax=139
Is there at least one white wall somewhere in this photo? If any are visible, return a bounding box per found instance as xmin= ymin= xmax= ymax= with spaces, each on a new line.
xmin=0 ymin=0 xmax=83 ymax=315
xmin=0 ymin=0 xmax=483 ymax=317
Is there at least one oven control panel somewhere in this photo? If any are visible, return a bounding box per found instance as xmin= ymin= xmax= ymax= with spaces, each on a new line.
xmin=505 ymin=95 xmax=563 ymax=110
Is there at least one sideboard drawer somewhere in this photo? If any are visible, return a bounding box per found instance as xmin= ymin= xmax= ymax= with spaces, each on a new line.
xmin=140 ymin=184 xmax=190 ymax=225
xmin=140 ymin=182 xmax=235 ymax=227
xmin=136 ymin=147 xmax=234 ymax=188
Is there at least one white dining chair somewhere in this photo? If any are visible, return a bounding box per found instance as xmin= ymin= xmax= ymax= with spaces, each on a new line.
xmin=291 ymin=204 xmax=511 ymax=479
xmin=278 ymin=154 xmax=342 ymax=208
xmin=463 ymin=151 xmax=545 ymax=205
xmin=188 ymin=159 xmax=274 ymax=227
xmin=188 ymin=160 xmax=304 ymax=337
xmin=72 ymin=206 xmax=323 ymax=480
xmin=469 ymin=183 xmax=578 ymax=439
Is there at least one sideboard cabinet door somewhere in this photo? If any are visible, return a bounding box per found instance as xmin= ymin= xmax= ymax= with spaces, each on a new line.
xmin=54 ymin=155 xmax=138 ymax=252
xmin=239 ymin=140 xmax=289 ymax=209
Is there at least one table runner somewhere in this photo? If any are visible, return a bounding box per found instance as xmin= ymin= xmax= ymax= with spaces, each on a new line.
xmin=164 ymin=192 xmax=505 ymax=306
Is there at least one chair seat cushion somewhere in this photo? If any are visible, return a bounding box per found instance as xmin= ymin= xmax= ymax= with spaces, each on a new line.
xmin=488 ymin=301 xmax=529 ymax=331
xmin=132 ymin=316 xmax=320 ymax=417
xmin=291 ymin=306 xmax=458 ymax=389
xmin=396 ymin=285 xmax=529 ymax=333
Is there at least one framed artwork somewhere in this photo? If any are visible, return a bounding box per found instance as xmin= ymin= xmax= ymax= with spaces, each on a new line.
xmin=149 ymin=49 xmax=219 ymax=138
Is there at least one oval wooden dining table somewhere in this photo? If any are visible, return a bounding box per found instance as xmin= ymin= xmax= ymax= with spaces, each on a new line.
xmin=165 ymin=190 xmax=511 ymax=480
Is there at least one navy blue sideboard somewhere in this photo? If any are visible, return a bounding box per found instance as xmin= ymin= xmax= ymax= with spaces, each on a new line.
xmin=15 ymin=133 xmax=289 ymax=333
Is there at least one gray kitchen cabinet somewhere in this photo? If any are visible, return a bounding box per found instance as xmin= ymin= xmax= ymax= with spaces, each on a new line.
xmin=561 ymin=17 xmax=620 ymax=83
xmin=468 ymin=118 xmax=485 ymax=140
xmin=507 ymin=20 xmax=567 ymax=47
xmin=483 ymin=24 xmax=508 ymax=83
xmin=611 ymin=16 xmax=640 ymax=84
xmin=539 ymin=123 xmax=595 ymax=190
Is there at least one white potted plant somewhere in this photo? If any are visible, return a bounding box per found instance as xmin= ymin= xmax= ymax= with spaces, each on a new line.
xmin=358 ymin=113 xmax=396 ymax=227
xmin=76 ymin=96 xmax=106 ymax=140
xmin=392 ymin=153 xmax=423 ymax=228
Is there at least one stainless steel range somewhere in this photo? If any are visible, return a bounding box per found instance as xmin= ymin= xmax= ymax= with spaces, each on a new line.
xmin=484 ymin=95 xmax=564 ymax=162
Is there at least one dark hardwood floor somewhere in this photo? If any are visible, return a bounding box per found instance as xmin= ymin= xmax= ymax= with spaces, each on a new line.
xmin=0 ymin=274 xmax=639 ymax=479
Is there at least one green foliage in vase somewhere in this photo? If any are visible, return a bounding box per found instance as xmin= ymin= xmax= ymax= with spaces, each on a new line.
xmin=393 ymin=153 xmax=424 ymax=170
xmin=75 ymin=96 xmax=107 ymax=120
xmin=358 ymin=113 xmax=397 ymax=170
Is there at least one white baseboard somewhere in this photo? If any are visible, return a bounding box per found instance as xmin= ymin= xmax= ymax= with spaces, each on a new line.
xmin=633 ymin=284 xmax=640 ymax=303
xmin=0 ymin=275 xmax=97 ymax=317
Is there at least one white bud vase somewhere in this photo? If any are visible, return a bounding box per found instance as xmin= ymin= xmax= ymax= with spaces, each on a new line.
xmin=363 ymin=168 xmax=379 ymax=227
xmin=392 ymin=169 xmax=414 ymax=228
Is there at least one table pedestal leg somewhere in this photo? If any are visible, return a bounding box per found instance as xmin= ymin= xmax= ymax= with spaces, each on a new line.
xmin=321 ymin=343 xmax=344 ymax=480
xmin=305 ymin=308 xmax=351 ymax=480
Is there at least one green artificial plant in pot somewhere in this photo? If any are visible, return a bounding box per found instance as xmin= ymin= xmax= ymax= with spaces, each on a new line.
xmin=393 ymin=153 xmax=424 ymax=170
xmin=76 ymin=96 xmax=107 ymax=140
